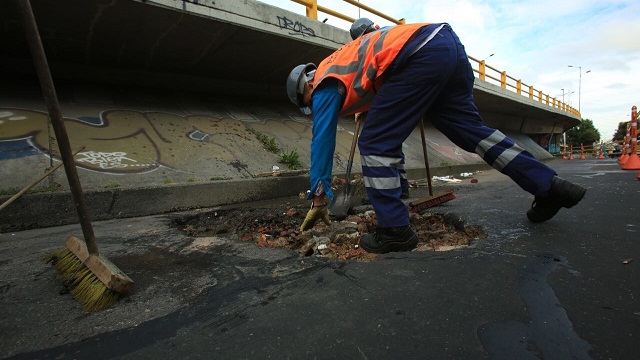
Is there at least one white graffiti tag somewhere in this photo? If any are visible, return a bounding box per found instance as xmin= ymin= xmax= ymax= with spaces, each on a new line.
xmin=77 ymin=151 xmax=138 ymax=169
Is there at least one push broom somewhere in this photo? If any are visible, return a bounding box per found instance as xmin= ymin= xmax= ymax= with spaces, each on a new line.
xmin=408 ymin=120 xmax=456 ymax=212
xmin=17 ymin=0 xmax=133 ymax=312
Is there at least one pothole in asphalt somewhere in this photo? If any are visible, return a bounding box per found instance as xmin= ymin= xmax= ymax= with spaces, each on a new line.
xmin=172 ymin=201 xmax=486 ymax=261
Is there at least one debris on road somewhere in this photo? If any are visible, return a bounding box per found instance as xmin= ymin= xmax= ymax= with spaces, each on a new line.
xmin=174 ymin=201 xmax=486 ymax=261
xmin=433 ymin=176 xmax=462 ymax=183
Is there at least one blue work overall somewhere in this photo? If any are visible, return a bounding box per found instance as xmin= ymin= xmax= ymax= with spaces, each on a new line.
xmin=359 ymin=23 xmax=557 ymax=228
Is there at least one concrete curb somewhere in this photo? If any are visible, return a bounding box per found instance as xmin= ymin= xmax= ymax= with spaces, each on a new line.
xmin=0 ymin=163 xmax=500 ymax=232
xmin=1 ymin=175 xmax=310 ymax=232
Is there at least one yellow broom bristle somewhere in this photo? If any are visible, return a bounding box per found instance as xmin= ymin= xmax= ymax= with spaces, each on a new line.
xmin=71 ymin=274 xmax=120 ymax=312
xmin=68 ymin=266 xmax=92 ymax=287
xmin=52 ymin=250 xmax=86 ymax=280
xmin=44 ymin=248 xmax=121 ymax=312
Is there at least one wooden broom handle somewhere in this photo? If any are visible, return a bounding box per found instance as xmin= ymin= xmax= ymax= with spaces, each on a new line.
xmin=419 ymin=120 xmax=433 ymax=196
xmin=17 ymin=0 xmax=99 ymax=255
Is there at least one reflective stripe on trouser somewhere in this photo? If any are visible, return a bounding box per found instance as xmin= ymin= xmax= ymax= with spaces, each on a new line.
xmin=360 ymin=154 xmax=407 ymax=228
xmin=358 ymin=24 xmax=556 ymax=228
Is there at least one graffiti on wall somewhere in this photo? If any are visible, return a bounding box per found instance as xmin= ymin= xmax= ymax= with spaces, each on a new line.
xmin=0 ymin=108 xmax=272 ymax=174
xmin=77 ymin=151 xmax=140 ymax=170
xmin=0 ymin=106 xmax=474 ymax=179
xmin=277 ymin=16 xmax=315 ymax=37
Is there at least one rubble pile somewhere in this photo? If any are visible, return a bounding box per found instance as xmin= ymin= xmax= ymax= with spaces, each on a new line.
xmin=178 ymin=202 xmax=485 ymax=261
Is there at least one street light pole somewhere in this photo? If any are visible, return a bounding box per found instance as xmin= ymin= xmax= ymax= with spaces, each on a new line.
xmin=568 ymin=65 xmax=591 ymax=115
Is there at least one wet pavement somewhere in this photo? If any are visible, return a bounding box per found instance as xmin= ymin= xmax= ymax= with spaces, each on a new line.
xmin=1 ymin=159 xmax=639 ymax=359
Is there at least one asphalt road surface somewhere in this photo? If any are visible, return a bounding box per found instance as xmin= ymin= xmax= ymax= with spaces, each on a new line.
xmin=1 ymin=158 xmax=638 ymax=359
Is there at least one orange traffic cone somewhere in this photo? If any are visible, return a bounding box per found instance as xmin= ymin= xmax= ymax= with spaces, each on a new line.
xmin=619 ymin=149 xmax=628 ymax=164
xmin=623 ymin=150 xmax=640 ymax=169
xmin=622 ymin=106 xmax=640 ymax=170
xmin=579 ymin=143 xmax=586 ymax=160
xmin=619 ymin=124 xmax=631 ymax=164
xmin=619 ymin=135 xmax=629 ymax=164
xmin=597 ymin=142 xmax=605 ymax=159
xmin=568 ymin=145 xmax=574 ymax=160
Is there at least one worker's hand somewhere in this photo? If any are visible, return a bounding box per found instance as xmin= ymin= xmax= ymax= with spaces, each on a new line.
xmin=300 ymin=203 xmax=331 ymax=231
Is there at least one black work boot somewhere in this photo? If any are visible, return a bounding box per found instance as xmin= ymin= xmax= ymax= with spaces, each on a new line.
xmin=360 ymin=225 xmax=419 ymax=253
xmin=527 ymin=176 xmax=587 ymax=223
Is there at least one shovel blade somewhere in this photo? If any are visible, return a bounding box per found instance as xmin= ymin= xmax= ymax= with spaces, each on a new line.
xmin=329 ymin=185 xmax=352 ymax=220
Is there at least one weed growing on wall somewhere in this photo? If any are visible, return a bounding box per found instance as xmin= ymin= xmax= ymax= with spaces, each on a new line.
xmin=279 ymin=149 xmax=302 ymax=170
xmin=250 ymin=129 xmax=280 ymax=153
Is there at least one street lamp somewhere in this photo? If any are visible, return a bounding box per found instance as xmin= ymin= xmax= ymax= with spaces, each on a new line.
xmin=482 ymin=53 xmax=494 ymax=61
xmin=557 ymin=89 xmax=575 ymax=104
xmin=558 ymin=87 xmax=575 ymax=154
xmin=567 ymin=65 xmax=591 ymax=114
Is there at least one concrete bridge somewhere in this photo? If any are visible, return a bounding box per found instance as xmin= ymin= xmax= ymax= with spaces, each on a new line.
xmin=0 ymin=0 xmax=581 ymax=229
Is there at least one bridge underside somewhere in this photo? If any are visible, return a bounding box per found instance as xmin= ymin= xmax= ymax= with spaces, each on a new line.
xmin=0 ymin=0 xmax=578 ymax=132
xmin=0 ymin=0 xmax=341 ymax=99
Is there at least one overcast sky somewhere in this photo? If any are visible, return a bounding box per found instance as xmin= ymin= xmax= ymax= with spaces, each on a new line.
xmin=261 ymin=0 xmax=640 ymax=141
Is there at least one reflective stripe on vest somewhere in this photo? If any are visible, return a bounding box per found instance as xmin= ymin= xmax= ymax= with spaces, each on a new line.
xmin=314 ymin=23 xmax=430 ymax=115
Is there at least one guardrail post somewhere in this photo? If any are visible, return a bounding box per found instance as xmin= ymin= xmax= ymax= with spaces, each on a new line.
xmin=479 ymin=61 xmax=486 ymax=81
xmin=293 ymin=0 xmax=318 ymax=19
xmin=307 ymin=0 xmax=318 ymax=19
xmin=516 ymin=79 xmax=522 ymax=95
xmin=500 ymin=71 xmax=506 ymax=89
xmin=528 ymin=86 xmax=534 ymax=99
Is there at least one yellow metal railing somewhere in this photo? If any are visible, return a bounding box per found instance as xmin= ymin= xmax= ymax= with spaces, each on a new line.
xmin=468 ymin=55 xmax=580 ymax=117
xmin=289 ymin=0 xmax=579 ymax=119
xmin=290 ymin=0 xmax=404 ymax=25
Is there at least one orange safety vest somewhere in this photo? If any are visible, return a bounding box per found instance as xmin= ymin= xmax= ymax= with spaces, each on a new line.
xmin=314 ymin=22 xmax=431 ymax=115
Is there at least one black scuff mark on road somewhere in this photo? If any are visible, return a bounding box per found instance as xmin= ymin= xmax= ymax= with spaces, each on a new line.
xmin=478 ymin=253 xmax=592 ymax=360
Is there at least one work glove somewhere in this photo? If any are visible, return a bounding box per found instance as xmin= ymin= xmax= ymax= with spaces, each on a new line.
xmin=300 ymin=203 xmax=331 ymax=231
